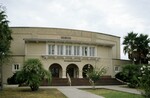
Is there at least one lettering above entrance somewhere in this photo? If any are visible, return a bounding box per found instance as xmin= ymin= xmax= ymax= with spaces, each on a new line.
xmin=61 ymin=36 xmax=71 ymax=40
xmin=64 ymin=59 xmax=81 ymax=62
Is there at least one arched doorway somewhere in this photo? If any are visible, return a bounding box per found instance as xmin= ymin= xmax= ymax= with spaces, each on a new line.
xmin=82 ymin=64 xmax=93 ymax=78
xmin=66 ymin=64 xmax=79 ymax=78
xmin=49 ymin=63 xmax=62 ymax=78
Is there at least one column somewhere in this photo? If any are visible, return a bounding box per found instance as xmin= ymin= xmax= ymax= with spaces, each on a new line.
xmin=63 ymin=45 xmax=66 ymax=56
xmin=87 ymin=46 xmax=89 ymax=56
xmin=95 ymin=46 xmax=97 ymax=57
xmin=54 ymin=44 xmax=57 ymax=55
xmin=72 ymin=45 xmax=74 ymax=56
xmin=62 ymin=70 xmax=66 ymax=78
xmin=79 ymin=70 xmax=83 ymax=78
xmin=80 ymin=46 xmax=82 ymax=56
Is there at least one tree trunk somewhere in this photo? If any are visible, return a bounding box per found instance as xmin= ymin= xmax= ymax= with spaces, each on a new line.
xmin=30 ymin=84 xmax=39 ymax=91
xmin=90 ymin=80 xmax=95 ymax=89
xmin=92 ymin=82 xmax=95 ymax=89
xmin=0 ymin=61 xmax=3 ymax=91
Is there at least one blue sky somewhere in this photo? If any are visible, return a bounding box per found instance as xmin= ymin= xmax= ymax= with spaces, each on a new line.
xmin=1 ymin=0 xmax=150 ymax=59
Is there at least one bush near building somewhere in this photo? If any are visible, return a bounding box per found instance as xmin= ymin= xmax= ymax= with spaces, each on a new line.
xmin=115 ymin=64 xmax=142 ymax=88
xmin=115 ymin=64 xmax=150 ymax=98
xmin=16 ymin=58 xmax=51 ymax=91
xmin=138 ymin=64 xmax=150 ymax=98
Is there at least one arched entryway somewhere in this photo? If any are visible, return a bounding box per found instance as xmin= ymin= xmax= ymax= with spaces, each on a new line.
xmin=66 ymin=64 xmax=79 ymax=78
xmin=82 ymin=64 xmax=94 ymax=78
xmin=49 ymin=63 xmax=62 ymax=78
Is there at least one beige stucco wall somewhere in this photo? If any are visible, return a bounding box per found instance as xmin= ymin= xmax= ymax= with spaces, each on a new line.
xmin=26 ymin=43 xmax=46 ymax=55
xmin=2 ymin=27 xmax=126 ymax=84
xmin=112 ymin=59 xmax=131 ymax=77
xmin=97 ymin=46 xmax=112 ymax=58
xmin=2 ymin=56 xmax=24 ymax=83
xmin=10 ymin=27 xmax=120 ymax=58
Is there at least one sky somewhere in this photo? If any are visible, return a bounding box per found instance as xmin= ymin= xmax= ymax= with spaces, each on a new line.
xmin=1 ymin=0 xmax=150 ymax=59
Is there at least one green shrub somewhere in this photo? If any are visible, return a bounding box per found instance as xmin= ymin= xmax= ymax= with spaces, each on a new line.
xmin=138 ymin=64 xmax=150 ymax=98
xmin=115 ymin=72 xmax=128 ymax=82
xmin=87 ymin=67 xmax=106 ymax=89
xmin=118 ymin=64 xmax=142 ymax=88
xmin=16 ymin=58 xmax=51 ymax=91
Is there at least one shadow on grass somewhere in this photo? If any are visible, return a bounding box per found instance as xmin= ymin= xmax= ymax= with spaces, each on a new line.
xmin=19 ymin=88 xmax=48 ymax=93
xmin=19 ymin=88 xmax=33 ymax=92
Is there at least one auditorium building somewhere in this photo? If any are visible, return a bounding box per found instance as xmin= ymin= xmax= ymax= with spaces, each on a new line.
xmin=2 ymin=27 xmax=130 ymax=85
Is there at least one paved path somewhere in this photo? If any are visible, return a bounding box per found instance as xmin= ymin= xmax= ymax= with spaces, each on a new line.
xmin=98 ymin=85 xmax=141 ymax=95
xmin=57 ymin=87 xmax=104 ymax=98
xmin=55 ymin=85 xmax=141 ymax=98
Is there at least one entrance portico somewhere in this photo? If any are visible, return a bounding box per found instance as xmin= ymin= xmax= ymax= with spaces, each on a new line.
xmin=49 ymin=62 xmax=95 ymax=79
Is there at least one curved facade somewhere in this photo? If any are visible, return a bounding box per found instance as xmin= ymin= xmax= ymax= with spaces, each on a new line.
xmin=2 ymin=27 xmax=130 ymax=83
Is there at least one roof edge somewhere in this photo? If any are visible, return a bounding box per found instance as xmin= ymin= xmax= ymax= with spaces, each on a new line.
xmin=10 ymin=26 xmax=120 ymax=38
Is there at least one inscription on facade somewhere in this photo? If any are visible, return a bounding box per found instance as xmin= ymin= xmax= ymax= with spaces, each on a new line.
xmin=64 ymin=59 xmax=81 ymax=62
xmin=61 ymin=36 xmax=71 ymax=40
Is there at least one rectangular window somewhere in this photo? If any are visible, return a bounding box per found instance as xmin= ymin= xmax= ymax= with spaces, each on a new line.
xmin=48 ymin=45 xmax=55 ymax=55
xmin=114 ymin=66 xmax=120 ymax=72
xmin=47 ymin=44 xmax=96 ymax=57
xmin=57 ymin=45 xmax=63 ymax=55
xmin=66 ymin=45 xmax=72 ymax=55
xmin=82 ymin=46 xmax=88 ymax=56
xmin=89 ymin=47 xmax=95 ymax=56
xmin=74 ymin=46 xmax=80 ymax=56
xmin=12 ymin=64 xmax=20 ymax=71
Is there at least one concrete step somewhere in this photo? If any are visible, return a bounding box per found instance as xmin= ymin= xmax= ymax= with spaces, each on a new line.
xmin=41 ymin=76 xmax=123 ymax=86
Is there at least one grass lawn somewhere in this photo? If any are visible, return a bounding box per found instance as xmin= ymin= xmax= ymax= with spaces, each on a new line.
xmin=81 ymin=88 xmax=144 ymax=98
xmin=0 ymin=88 xmax=67 ymax=98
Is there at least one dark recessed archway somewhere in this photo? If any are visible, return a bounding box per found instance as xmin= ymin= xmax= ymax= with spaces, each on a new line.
xmin=82 ymin=64 xmax=93 ymax=78
xmin=49 ymin=63 xmax=62 ymax=78
xmin=66 ymin=64 xmax=79 ymax=78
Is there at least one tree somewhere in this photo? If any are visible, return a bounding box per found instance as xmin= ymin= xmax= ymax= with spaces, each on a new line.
xmin=135 ymin=34 xmax=150 ymax=64
xmin=0 ymin=5 xmax=13 ymax=90
xmin=87 ymin=67 xmax=106 ymax=89
xmin=16 ymin=59 xmax=51 ymax=91
xmin=123 ymin=32 xmax=150 ymax=64
xmin=123 ymin=32 xmax=138 ymax=63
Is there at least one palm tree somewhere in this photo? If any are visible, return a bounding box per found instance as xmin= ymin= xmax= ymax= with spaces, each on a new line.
xmin=123 ymin=32 xmax=138 ymax=63
xmin=123 ymin=32 xmax=150 ymax=64
xmin=0 ymin=6 xmax=12 ymax=90
xmin=135 ymin=34 xmax=150 ymax=64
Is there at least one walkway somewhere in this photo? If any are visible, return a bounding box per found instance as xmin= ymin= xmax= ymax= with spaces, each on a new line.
xmin=57 ymin=87 xmax=104 ymax=98
xmin=56 ymin=85 xmax=141 ymax=98
xmin=97 ymin=85 xmax=141 ymax=95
